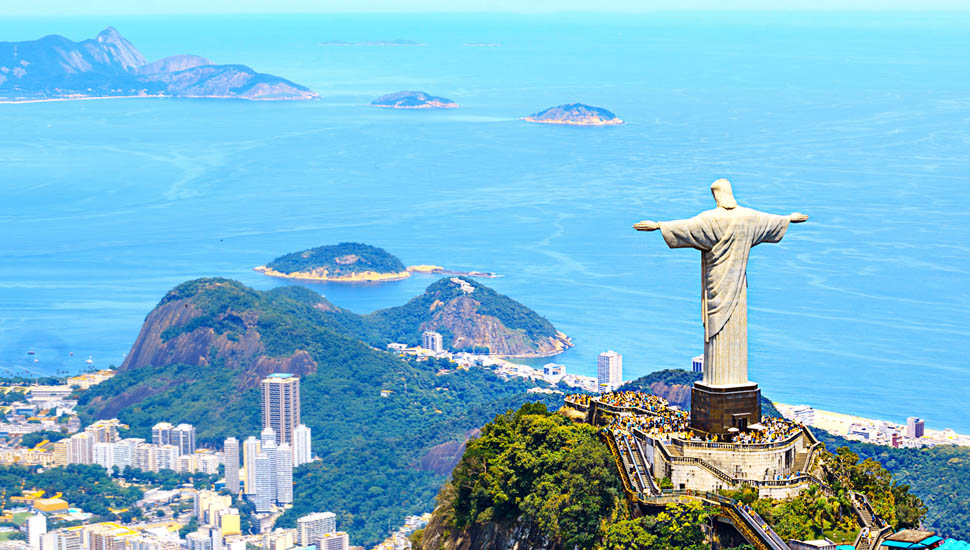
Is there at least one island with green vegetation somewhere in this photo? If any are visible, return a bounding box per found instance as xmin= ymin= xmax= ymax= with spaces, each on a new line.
xmin=523 ymin=103 xmax=623 ymax=126
xmin=371 ymin=91 xmax=458 ymax=109
xmin=77 ymin=277 xmax=570 ymax=546
xmin=255 ymin=242 xmax=498 ymax=282
xmin=255 ymin=242 xmax=411 ymax=282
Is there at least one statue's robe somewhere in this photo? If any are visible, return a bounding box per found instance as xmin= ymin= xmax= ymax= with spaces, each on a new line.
xmin=659 ymin=206 xmax=789 ymax=387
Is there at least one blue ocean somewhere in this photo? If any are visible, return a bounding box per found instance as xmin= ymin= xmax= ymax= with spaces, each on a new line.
xmin=1 ymin=13 xmax=968 ymax=432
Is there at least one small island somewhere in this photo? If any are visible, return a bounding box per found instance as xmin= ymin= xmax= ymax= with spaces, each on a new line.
xmin=371 ymin=91 xmax=458 ymax=109
xmin=256 ymin=243 xmax=498 ymax=283
xmin=0 ymin=27 xmax=317 ymax=102
xmin=523 ymin=103 xmax=623 ymax=126
xmin=255 ymin=242 xmax=411 ymax=283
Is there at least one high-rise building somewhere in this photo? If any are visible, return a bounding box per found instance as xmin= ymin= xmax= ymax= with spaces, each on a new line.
xmin=906 ymin=417 xmax=925 ymax=439
xmin=260 ymin=428 xmax=276 ymax=447
xmin=691 ymin=355 xmax=703 ymax=374
xmin=85 ymin=420 xmax=120 ymax=443
xmin=252 ymin=453 xmax=273 ymax=513
xmin=68 ymin=432 xmax=94 ymax=464
xmin=597 ymin=350 xmax=623 ymax=393
xmin=93 ymin=442 xmax=115 ymax=470
xmin=224 ymin=438 xmax=240 ymax=494
xmin=261 ymin=374 xmax=301 ymax=446
xmin=263 ymin=439 xmax=278 ymax=503
xmin=293 ymin=424 xmax=312 ymax=466
xmin=199 ymin=454 xmax=220 ymax=475
xmin=152 ymin=422 xmax=174 ymax=446
xmin=27 ymin=513 xmax=46 ymax=550
xmin=422 ymin=331 xmax=443 ymax=353
xmin=296 ymin=512 xmax=336 ymax=546
xmin=173 ymin=424 xmax=196 ymax=455
xmin=242 ymin=436 xmax=261 ymax=495
xmin=155 ymin=445 xmax=180 ymax=471
xmin=112 ymin=440 xmax=135 ymax=470
xmin=276 ymin=443 xmax=293 ymax=505
xmin=316 ymin=532 xmax=349 ymax=550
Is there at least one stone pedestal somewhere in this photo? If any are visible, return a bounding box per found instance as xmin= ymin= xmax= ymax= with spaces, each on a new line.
xmin=690 ymin=382 xmax=761 ymax=434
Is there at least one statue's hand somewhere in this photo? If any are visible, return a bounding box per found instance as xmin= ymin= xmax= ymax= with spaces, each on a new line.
xmin=789 ymin=212 xmax=809 ymax=223
xmin=634 ymin=220 xmax=661 ymax=231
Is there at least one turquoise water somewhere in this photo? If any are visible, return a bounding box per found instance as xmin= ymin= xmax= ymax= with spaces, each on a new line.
xmin=1 ymin=13 xmax=968 ymax=433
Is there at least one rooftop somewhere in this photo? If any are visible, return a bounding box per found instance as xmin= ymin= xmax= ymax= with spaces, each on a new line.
xmin=266 ymin=373 xmax=295 ymax=379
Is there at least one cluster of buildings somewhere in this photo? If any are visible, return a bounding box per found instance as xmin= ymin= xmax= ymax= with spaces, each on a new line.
xmin=48 ymin=419 xmax=221 ymax=474
xmin=777 ymin=405 xmax=970 ymax=449
xmin=223 ymin=374 xmax=313 ymax=514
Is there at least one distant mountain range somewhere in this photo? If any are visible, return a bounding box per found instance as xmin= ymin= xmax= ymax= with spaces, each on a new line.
xmin=0 ymin=27 xmax=317 ymax=102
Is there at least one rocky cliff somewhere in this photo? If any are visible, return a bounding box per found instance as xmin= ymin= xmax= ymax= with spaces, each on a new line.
xmin=0 ymin=27 xmax=316 ymax=101
xmin=367 ymin=276 xmax=572 ymax=356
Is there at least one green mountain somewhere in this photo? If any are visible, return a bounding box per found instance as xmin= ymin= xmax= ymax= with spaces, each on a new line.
xmin=77 ymin=277 xmax=565 ymax=546
xmin=419 ymin=397 xmax=926 ymax=550
xmin=363 ymin=276 xmax=572 ymax=356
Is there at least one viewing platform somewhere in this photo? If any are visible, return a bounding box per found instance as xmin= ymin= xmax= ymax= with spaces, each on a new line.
xmin=565 ymin=392 xmax=824 ymax=499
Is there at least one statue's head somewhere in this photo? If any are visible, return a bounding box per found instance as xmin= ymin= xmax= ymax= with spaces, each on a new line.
xmin=711 ymin=179 xmax=738 ymax=209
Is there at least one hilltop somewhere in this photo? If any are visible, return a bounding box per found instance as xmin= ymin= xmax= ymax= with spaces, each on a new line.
xmin=371 ymin=91 xmax=458 ymax=109
xmin=256 ymin=242 xmax=410 ymax=282
xmin=523 ymin=103 xmax=623 ymax=126
xmin=418 ymin=399 xmax=926 ymax=550
xmin=78 ymin=277 xmax=564 ymax=546
xmin=0 ymin=27 xmax=316 ymax=102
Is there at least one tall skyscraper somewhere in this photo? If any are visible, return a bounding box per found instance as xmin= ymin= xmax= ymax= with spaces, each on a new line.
xmin=261 ymin=374 xmax=301 ymax=446
xmin=224 ymin=437 xmax=240 ymax=494
xmin=173 ymin=424 xmax=196 ymax=455
xmin=597 ymin=350 xmax=623 ymax=392
xmin=293 ymin=424 xmax=312 ymax=466
xmin=152 ymin=422 xmax=174 ymax=446
xmin=422 ymin=331 xmax=443 ymax=353
xmin=297 ymin=512 xmax=336 ymax=546
xmin=907 ymin=417 xmax=925 ymax=439
xmin=276 ymin=443 xmax=293 ymax=505
xmin=243 ymin=436 xmax=261 ymax=495
xmin=253 ymin=453 xmax=272 ymax=513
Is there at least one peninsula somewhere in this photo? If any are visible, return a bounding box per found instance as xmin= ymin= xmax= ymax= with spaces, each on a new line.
xmin=255 ymin=243 xmax=497 ymax=282
xmin=523 ymin=103 xmax=623 ymax=126
xmin=371 ymin=91 xmax=458 ymax=109
xmin=0 ymin=27 xmax=317 ymax=102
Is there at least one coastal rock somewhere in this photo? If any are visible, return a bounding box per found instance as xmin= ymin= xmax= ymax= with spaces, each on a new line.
xmin=0 ymin=27 xmax=317 ymax=101
xmin=371 ymin=90 xmax=458 ymax=109
xmin=523 ymin=103 xmax=623 ymax=126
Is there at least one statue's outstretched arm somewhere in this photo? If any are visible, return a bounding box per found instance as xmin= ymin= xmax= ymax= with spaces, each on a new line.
xmin=634 ymin=220 xmax=660 ymax=231
xmin=789 ymin=213 xmax=809 ymax=223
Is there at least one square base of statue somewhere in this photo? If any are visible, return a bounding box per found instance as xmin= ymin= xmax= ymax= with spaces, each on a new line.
xmin=690 ymin=382 xmax=761 ymax=435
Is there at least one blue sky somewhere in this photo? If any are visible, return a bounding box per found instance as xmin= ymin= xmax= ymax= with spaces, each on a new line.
xmin=5 ymin=0 xmax=969 ymax=15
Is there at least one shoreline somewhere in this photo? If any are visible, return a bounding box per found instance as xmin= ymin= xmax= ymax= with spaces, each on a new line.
xmin=775 ymin=402 xmax=970 ymax=447
xmin=522 ymin=116 xmax=624 ymax=126
xmin=253 ymin=265 xmax=411 ymax=283
xmin=254 ymin=264 xmax=499 ymax=283
xmin=373 ymin=102 xmax=458 ymax=109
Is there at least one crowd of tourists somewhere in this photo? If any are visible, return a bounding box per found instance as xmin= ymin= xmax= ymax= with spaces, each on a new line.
xmin=730 ymin=416 xmax=801 ymax=445
xmin=565 ymin=390 xmax=800 ymax=445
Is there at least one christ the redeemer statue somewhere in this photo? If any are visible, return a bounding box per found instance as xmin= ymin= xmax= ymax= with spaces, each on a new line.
xmin=634 ymin=179 xmax=807 ymax=393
